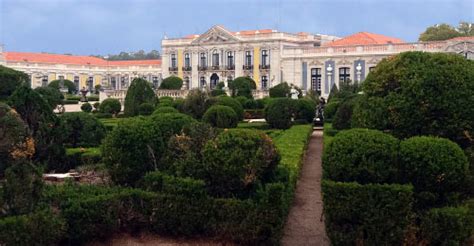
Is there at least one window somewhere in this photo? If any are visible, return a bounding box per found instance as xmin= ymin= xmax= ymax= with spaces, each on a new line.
xmin=121 ymin=76 xmax=127 ymax=88
xmin=184 ymin=77 xmax=190 ymax=89
xmin=200 ymin=53 xmax=207 ymax=67
xmin=245 ymin=51 xmax=252 ymax=66
xmin=152 ymin=76 xmax=159 ymax=88
xmin=227 ymin=51 xmax=234 ymax=67
xmin=261 ymin=50 xmax=269 ymax=66
xmin=311 ymin=68 xmax=322 ymax=92
xmin=87 ymin=76 xmax=94 ymax=92
xmin=184 ymin=53 xmax=190 ymax=68
xmin=42 ymin=76 xmax=48 ymax=87
xmin=200 ymin=77 xmax=206 ymax=88
xmin=73 ymin=76 xmax=80 ymax=91
xmin=261 ymin=76 xmax=268 ymax=90
xmin=171 ymin=53 xmax=177 ymax=68
xmin=58 ymin=75 xmax=64 ymax=80
xmin=111 ymin=77 xmax=117 ymax=90
xmin=339 ymin=67 xmax=350 ymax=83
xmin=212 ymin=50 xmax=219 ymax=67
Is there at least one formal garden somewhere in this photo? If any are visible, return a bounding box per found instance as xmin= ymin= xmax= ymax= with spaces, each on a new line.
xmin=0 ymin=66 xmax=319 ymax=245
xmin=322 ymin=51 xmax=474 ymax=245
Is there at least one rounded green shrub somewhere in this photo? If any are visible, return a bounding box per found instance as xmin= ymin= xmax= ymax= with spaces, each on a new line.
xmin=172 ymin=98 xmax=185 ymax=111
xmin=215 ymin=96 xmax=244 ymax=120
xmin=228 ymin=77 xmax=256 ymax=99
xmin=203 ymin=105 xmax=238 ymax=128
xmin=124 ymin=78 xmax=157 ymax=116
xmin=234 ymin=96 xmax=248 ymax=107
xmin=202 ymin=129 xmax=280 ymax=197
xmin=153 ymin=106 xmax=178 ymax=115
xmin=34 ymin=87 xmax=64 ymax=109
xmin=99 ymin=98 xmax=121 ymax=115
xmin=159 ymin=96 xmax=174 ymax=107
xmin=323 ymin=100 xmax=340 ymax=120
xmin=150 ymin=112 xmax=197 ymax=141
xmin=102 ymin=117 xmax=165 ymax=186
xmin=269 ymin=82 xmax=290 ymax=98
xmin=81 ymin=103 xmax=92 ymax=113
xmin=182 ymin=89 xmax=209 ymax=119
xmin=48 ymin=79 xmax=77 ymax=94
xmin=92 ymin=102 xmax=100 ymax=110
xmin=332 ymin=97 xmax=357 ymax=130
xmin=294 ymin=99 xmax=316 ymax=123
xmin=399 ymin=136 xmax=468 ymax=208
xmin=264 ymin=98 xmax=294 ymax=129
xmin=60 ymin=112 xmax=106 ymax=148
xmin=160 ymin=76 xmax=183 ymax=90
xmin=138 ymin=102 xmax=155 ymax=116
xmin=322 ymin=128 xmax=399 ymax=184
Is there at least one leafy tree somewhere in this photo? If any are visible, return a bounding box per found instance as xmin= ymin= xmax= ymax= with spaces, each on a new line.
xmin=99 ymin=98 xmax=121 ymax=116
xmin=211 ymin=82 xmax=226 ymax=97
xmin=269 ymin=82 xmax=290 ymax=98
xmin=182 ymin=89 xmax=210 ymax=119
xmin=458 ymin=21 xmax=474 ymax=36
xmin=160 ymin=76 xmax=183 ymax=90
xmin=228 ymin=77 xmax=256 ymax=99
xmin=0 ymin=65 xmax=29 ymax=100
xmin=48 ymin=79 xmax=77 ymax=94
xmin=60 ymin=112 xmax=106 ymax=148
xmin=34 ymin=86 xmax=64 ymax=109
xmin=101 ymin=50 xmax=161 ymax=61
xmin=355 ymin=51 xmax=474 ymax=148
xmin=124 ymin=78 xmax=157 ymax=116
xmin=419 ymin=22 xmax=473 ymax=41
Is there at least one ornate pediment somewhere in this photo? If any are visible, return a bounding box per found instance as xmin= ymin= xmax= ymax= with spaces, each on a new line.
xmin=191 ymin=26 xmax=241 ymax=45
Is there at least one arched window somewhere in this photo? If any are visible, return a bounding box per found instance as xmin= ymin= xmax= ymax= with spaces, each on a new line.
xmin=200 ymin=76 xmax=206 ymax=89
xmin=227 ymin=51 xmax=234 ymax=69
xmin=184 ymin=53 xmax=190 ymax=68
xmin=261 ymin=75 xmax=268 ymax=90
xmin=339 ymin=67 xmax=350 ymax=83
xmin=311 ymin=68 xmax=322 ymax=92
xmin=212 ymin=50 xmax=219 ymax=67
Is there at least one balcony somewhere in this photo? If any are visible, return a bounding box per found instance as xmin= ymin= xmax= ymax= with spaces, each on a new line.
xmin=210 ymin=65 xmax=221 ymax=71
xmin=169 ymin=66 xmax=178 ymax=72
xmin=183 ymin=66 xmax=192 ymax=71
xmin=226 ymin=65 xmax=235 ymax=70
xmin=259 ymin=64 xmax=271 ymax=70
xmin=243 ymin=65 xmax=253 ymax=70
xmin=198 ymin=66 xmax=207 ymax=71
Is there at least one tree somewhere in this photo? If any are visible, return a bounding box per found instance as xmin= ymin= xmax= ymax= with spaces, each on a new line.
xmin=0 ymin=65 xmax=29 ymax=100
xmin=419 ymin=22 xmax=474 ymax=41
xmin=182 ymin=89 xmax=210 ymax=119
xmin=48 ymin=79 xmax=77 ymax=94
xmin=123 ymin=78 xmax=157 ymax=116
xmin=269 ymin=82 xmax=290 ymax=98
xmin=34 ymin=86 xmax=64 ymax=109
xmin=228 ymin=77 xmax=256 ymax=99
xmin=60 ymin=112 xmax=106 ymax=148
xmin=99 ymin=98 xmax=121 ymax=116
xmin=355 ymin=51 xmax=474 ymax=148
xmin=160 ymin=76 xmax=183 ymax=90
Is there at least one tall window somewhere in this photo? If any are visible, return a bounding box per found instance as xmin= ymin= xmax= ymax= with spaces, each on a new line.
xmin=87 ymin=76 xmax=94 ymax=92
xmin=200 ymin=77 xmax=206 ymax=88
xmin=227 ymin=51 xmax=234 ymax=67
xmin=212 ymin=50 xmax=219 ymax=67
xmin=184 ymin=77 xmax=190 ymax=89
xmin=58 ymin=75 xmax=64 ymax=80
xmin=152 ymin=76 xmax=159 ymax=88
xmin=311 ymin=68 xmax=322 ymax=92
xmin=261 ymin=50 xmax=269 ymax=66
xmin=184 ymin=53 xmax=190 ymax=68
xmin=171 ymin=53 xmax=177 ymax=68
xmin=245 ymin=51 xmax=252 ymax=66
xmin=74 ymin=76 xmax=80 ymax=91
xmin=200 ymin=53 xmax=207 ymax=67
xmin=339 ymin=67 xmax=350 ymax=83
xmin=110 ymin=77 xmax=117 ymax=90
xmin=261 ymin=76 xmax=268 ymax=90
xmin=42 ymin=76 xmax=48 ymax=87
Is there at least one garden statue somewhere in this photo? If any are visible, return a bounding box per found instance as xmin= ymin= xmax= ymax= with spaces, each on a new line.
xmin=290 ymin=86 xmax=299 ymax=99
xmin=80 ymin=87 xmax=89 ymax=102
xmin=313 ymin=97 xmax=325 ymax=126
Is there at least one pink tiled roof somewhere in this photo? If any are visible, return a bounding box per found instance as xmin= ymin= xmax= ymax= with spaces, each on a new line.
xmin=325 ymin=32 xmax=404 ymax=46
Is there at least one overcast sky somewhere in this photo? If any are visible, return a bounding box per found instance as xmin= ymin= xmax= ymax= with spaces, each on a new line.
xmin=0 ymin=0 xmax=472 ymax=55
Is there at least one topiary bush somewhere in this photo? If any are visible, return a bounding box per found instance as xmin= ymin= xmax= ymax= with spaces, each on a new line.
xmin=351 ymin=96 xmax=389 ymax=130
xmin=294 ymin=98 xmax=316 ymax=123
xmin=138 ymin=102 xmax=155 ymax=116
xmin=153 ymin=106 xmax=178 ymax=115
xmin=399 ymin=136 xmax=469 ymax=208
xmin=215 ymin=96 xmax=244 ymax=120
xmin=322 ymin=128 xmax=400 ymax=184
xmin=99 ymin=98 xmax=121 ymax=116
xmin=203 ymin=105 xmax=238 ymax=128
xmin=150 ymin=112 xmax=197 ymax=141
xmin=332 ymin=97 xmax=357 ymax=130
xmin=358 ymin=51 xmax=474 ymax=148
xmin=124 ymin=78 xmax=157 ymax=116
xmin=159 ymin=76 xmax=183 ymax=90
xmin=264 ymin=98 xmax=294 ymax=129
xmin=202 ymin=129 xmax=280 ymax=197
xmin=60 ymin=112 xmax=106 ymax=148
xmin=323 ymin=100 xmax=340 ymax=121
xmin=102 ymin=117 xmax=165 ymax=186
xmin=228 ymin=77 xmax=256 ymax=99
xmin=81 ymin=103 xmax=92 ymax=113
xmin=269 ymin=82 xmax=290 ymax=98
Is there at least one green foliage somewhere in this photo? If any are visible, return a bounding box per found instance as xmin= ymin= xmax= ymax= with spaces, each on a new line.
xmin=158 ymin=96 xmax=174 ymax=107
xmin=150 ymin=112 xmax=197 ymax=141
xmin=202 ymin=129 xmax=280 ymax=197
xmin=102 ymin=117 xmax=165 ymax=186
xmin=269 ymin=82 xmax=290 ymax=98
xmin=124 ymin=78 xmax=157 ymax=116
xmin=419 ymin=22 xmax=473 ymax=41
xmin=421 ymin=205 xmax=474 ymax=245
xmin=322 ymin=180 xmax=413 ymax=245
xmin=327 ymin=84 xmax=339 ymax=102
xmin=100 ymin=49 xmax=161 ymax=61
xmin=265 ymin=98 xmax=294 ymax=129
xmin=211 ymin=82 xmax=226 ymax=96
xmin=182 ymin=89 xmax=210 ymax=119
xmin=153 ymin=106 xmax=178 ymax=114
xmin=351 ymin=96 xmax=389 ymax=129
xmin=65 ymin=147 xmax=102 ymax=170
xmin=138 ymin=102 xmax=155 ymax=116
xmin=0 ymin=103 xmax=29 ymax=172
xmin=234 ymin=96 xmax=248 ymax=107
xmin=359 ymin=51 xmax=474 ymax=148
xmin=323 ymin=128 xmax=400 ymax=184
xmin=244 ymin=109 xmax=265 ymax=119
xmin=99 ymin=98 xmax=121 ymax=115
xmin=60 ymin=112 xmax=106 ymax=148
xmin=94 ymin=84 xmax=101 ymax=94
xmin=34 ymin=86 xmax=64 ymax=109
xmin=0 ymin=65 xmax=29 ymax=100
xmin=48 ymin=79 xmax=77 ymax=94
xmin=160 ymin=76 xmax=183 ymax=89
xmin=323 ymin=100 xmax=340 ymax=120
xmin=294 ymin=99 xmax=316 ymax=123
xmin=332 ymin=97 xmax=357 ymax=130
xmin=172 ymin=98 xmax=185 ymax=111
xmin=203 ymin=105 xmax=239 ymax=128
xmin=228 ymin=77 xmax=256 ymax=99
xmin=0 ymin=209 xmax=66 ymax=246
xmin=399 ymin=136 xmax=469 ymax=208
xmin=81 ymin=102 xmax=92 ymax=113
xmin=93 ymin=102 xmax=100 ymax=109
xmin=215 ymin=96 xmax=244 ymax=120
xmin=141 ymin=171 xmax=207 ymax=198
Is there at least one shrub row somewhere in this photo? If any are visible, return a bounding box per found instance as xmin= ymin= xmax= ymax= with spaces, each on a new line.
xmin=62 ymin=99 xmax=79 ymax=105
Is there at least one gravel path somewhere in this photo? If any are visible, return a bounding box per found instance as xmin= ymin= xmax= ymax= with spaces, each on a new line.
xmin=281 ymin=130 xmax=330 ymax=246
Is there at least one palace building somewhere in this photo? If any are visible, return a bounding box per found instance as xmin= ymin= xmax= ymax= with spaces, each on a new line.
xmin=1 ymin=25 xmax=473 ymax=99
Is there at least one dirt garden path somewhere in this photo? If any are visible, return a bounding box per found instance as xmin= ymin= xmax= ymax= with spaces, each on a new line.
xmin=281 ymin=129 xmax=330 ymax=246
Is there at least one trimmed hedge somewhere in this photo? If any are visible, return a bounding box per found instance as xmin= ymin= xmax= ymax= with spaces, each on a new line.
xmin=153 ymin=106 xmax=178 ymax=114
xmin=323 ymin=100 xmax=340 ymax=120
xmin=63 ymin=99 xmax=79 ymax=105
xmin=322 ymin=180 xmax=413 ymax=245
xmin=160 ymin=76 xmax=183 ymax=90
xmin=215 ymin=96 xmax=244 ymax=120
xmin=65 ymin=147 xmax=102 ymax=170
xmin=150 ymin=112 xmax=197 ymax=141
xmin=294 ymin=99 xmax=316 ymax=123
xmin=265 ymin=98 xmax=294 ymax=129
xmin=244 ymin=109 xmax=265 ymax=119
xmin=203 ymin=105 xmax=239 ymax=128
xmin=81 ymin=102 xmax=92 ymax=113
xmin=138 ymin=102 xmax=155 ymax=116
xmin=99 ymin=98 xmax=121 ymax=115
xmin=141 ymin=171 xmax=207 ymax=198
xmin=61 ymin=112 xmax=106 ymax=148
xmin=323 ymin=128 xmax=400 ymax=184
